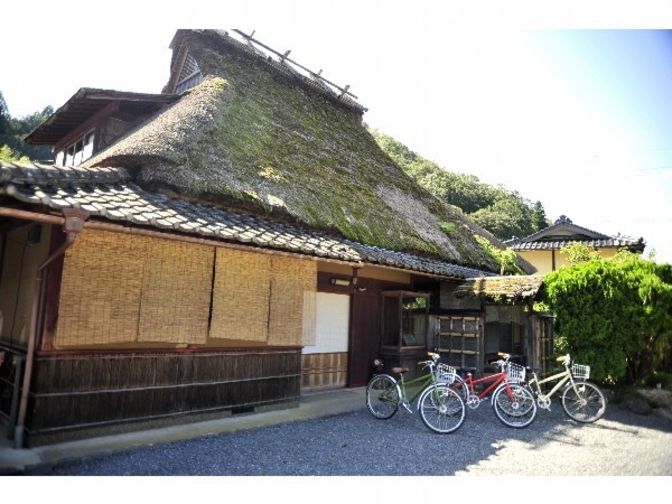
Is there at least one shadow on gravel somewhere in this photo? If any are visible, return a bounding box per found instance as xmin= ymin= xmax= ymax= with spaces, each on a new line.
xmin=602 ymin=405 xmax=672 ymax=433
xmin=47 ymin=402 xmax=672 ymax=476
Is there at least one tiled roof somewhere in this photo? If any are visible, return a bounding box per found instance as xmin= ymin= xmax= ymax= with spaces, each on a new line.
xmin=0 ymin=161 xmax=491 ymax=280
xmin=511 ymin=238 xmax=645 ymax=252
xmin=453 ymin=275 xmax=545 ymax=300
xmin=507 ymin=215 xmax=645 ymax=252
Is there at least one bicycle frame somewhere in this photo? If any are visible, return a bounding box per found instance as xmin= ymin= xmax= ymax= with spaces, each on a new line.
xmin=528 ymin=368 xmax=573 ymax=399
xmin=396 ymin=369 xmax=440 ymax=410
xmin=369 ymin=353 xmax=452 ymax=415
xmin=460 ymin=371 xmax=507 ymax=400
xmin=437 ymin=354 xmax=537 ymax=428
xmin=451 ymin=353 xmax=528 ymax=410
xmin=366 ymin=352 xmax=467 ymax=433
xmin=527 ymin=359 xmax=591 ymax=411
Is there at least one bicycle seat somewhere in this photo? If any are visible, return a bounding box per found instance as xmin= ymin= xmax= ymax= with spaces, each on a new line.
xmin=461 ymin=366 xmax=478 ymax=374
xmin=392 ymin=367 xmax=409 ymax=375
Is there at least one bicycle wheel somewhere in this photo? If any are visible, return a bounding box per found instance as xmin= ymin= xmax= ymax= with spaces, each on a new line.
xmin=492 ymin=383 xmax=537 ymax=428
xmin=561 ymin=381 xmax=606 ymax=422
xmin=418 ymin=384 xmax=465 ymax=434
xmin=450 ymin=374 xmax=469 ymax=402
xmin=366 ymin=374 xmax=400 ymax=419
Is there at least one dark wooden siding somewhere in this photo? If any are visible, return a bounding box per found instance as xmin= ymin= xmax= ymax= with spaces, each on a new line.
xmin=24 ymin=349 xmax=300 ymax=446
xmin=0 ymin=347 xmax=23 ymax=427
xmin=531 ymin=315 xmax=554 ymax=378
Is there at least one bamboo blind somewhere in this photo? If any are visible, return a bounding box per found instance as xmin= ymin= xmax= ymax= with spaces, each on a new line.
xmin=57 ymin=229 xmax=316 ymax=348
xmin=57 ymin=230 xmax=215 ymax=347
xmin=58 ymin=231 xmax=146 ymax=346
xmin=137 ymin=238 xmax=213 ymax=344
xmin=210 ymin=249 xmax=316 ymax=345
xmin=268 ymin=256 xmax=316 ymax=346
xmin=210 ymin=248 xmax=271 ymax=342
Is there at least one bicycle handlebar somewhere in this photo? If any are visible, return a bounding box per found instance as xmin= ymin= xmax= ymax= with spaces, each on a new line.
xmin=491 ymin=353 xmax=518 ymax=370
xmin=492 ymin=360 xmax=508 ymax=371
xmin=418 ymin=352 xmax=440 ymax=368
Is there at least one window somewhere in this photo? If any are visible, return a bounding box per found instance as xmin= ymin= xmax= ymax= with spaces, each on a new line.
xmin=55 ymin=131 xmax=94 ymax=167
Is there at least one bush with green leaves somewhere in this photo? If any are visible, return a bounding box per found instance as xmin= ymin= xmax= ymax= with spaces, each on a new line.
xmin=542 ymin=250 xmax=672 ymax=385
xmin=0 ymin=144 xmax=29 ymax=163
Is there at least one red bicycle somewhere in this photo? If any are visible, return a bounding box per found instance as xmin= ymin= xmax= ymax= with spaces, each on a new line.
xmin=450 ymin=353 xmax=538 ymax=428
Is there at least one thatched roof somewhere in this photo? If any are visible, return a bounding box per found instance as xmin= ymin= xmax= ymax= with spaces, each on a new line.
xmin=75 ymin=29 xmax=534 ymax=274
xmin=453 ymin=275 xmax=545 ymax=301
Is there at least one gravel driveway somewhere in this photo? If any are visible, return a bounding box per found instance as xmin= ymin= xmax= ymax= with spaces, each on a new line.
xmin=47 ymin=402 xmax=672 ymax=476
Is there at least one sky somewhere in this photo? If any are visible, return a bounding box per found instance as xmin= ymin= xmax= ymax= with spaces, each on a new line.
xmin=3 ymin=0 xmax=672 ymax=264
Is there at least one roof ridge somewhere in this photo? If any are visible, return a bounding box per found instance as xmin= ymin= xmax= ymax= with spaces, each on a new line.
xmin=205 ymin=29 xmax=368 ymax=113
xmin=517 ymin=218 xmax=611 ymax=243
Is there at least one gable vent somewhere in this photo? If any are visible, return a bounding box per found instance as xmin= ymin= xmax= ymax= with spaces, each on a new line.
xmin=175 ymin=53 xmax=203 ymax=94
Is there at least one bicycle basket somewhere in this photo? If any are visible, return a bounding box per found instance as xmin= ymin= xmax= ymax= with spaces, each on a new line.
xmin=436 ymin=363 xmax=457 ymax=384
xmin=571 ymin=364 xmax=590 ymax=380
xmin=506 ymin=363 xmax=526 ymax=383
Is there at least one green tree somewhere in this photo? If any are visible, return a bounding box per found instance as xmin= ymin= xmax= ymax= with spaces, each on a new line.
xmin=559 ymin=242 xmax=601 ymax=264
xmin=469 ymin=191 xmax=534 ymax=239
xmin=475 ymin=236 xmax=522 ymax=275
xmin=542 ymin=251 xmax=672 ymax=385
xmin=530 ymin=200 xmax=548 ymax=232
xmin=0 ymin=90 xmax=54 ymax=162
xmin=0 ymin=91 xmax=10 ymax=137
xmin=0 ymin=144 xmax=29 ymax=163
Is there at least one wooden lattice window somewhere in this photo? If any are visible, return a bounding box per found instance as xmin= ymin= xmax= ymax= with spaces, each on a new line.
xmin=437 ymin=315 xmax=483 ymax=371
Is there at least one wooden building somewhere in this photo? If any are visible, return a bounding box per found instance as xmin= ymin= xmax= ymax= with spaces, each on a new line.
xmin=448 ymin=275 xmax=553 ymax=375
xmin=0 ymin=29 xmax=534 ymax=447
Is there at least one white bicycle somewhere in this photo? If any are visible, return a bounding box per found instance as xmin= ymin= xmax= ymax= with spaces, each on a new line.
xmin=525 ymin=354 xmax=607 ymax=423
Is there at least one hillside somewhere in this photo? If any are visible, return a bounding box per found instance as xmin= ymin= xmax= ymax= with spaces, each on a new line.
xmin=368 ymin=128 xmax=549 ymax=241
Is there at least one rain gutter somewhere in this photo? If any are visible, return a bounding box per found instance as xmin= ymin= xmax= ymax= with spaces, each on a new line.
xmin=12 ymin=208 xmax=89 ymax=449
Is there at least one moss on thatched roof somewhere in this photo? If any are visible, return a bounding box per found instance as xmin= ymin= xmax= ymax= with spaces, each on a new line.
xmin=83 ymin=29 xmax=530 ymax=274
